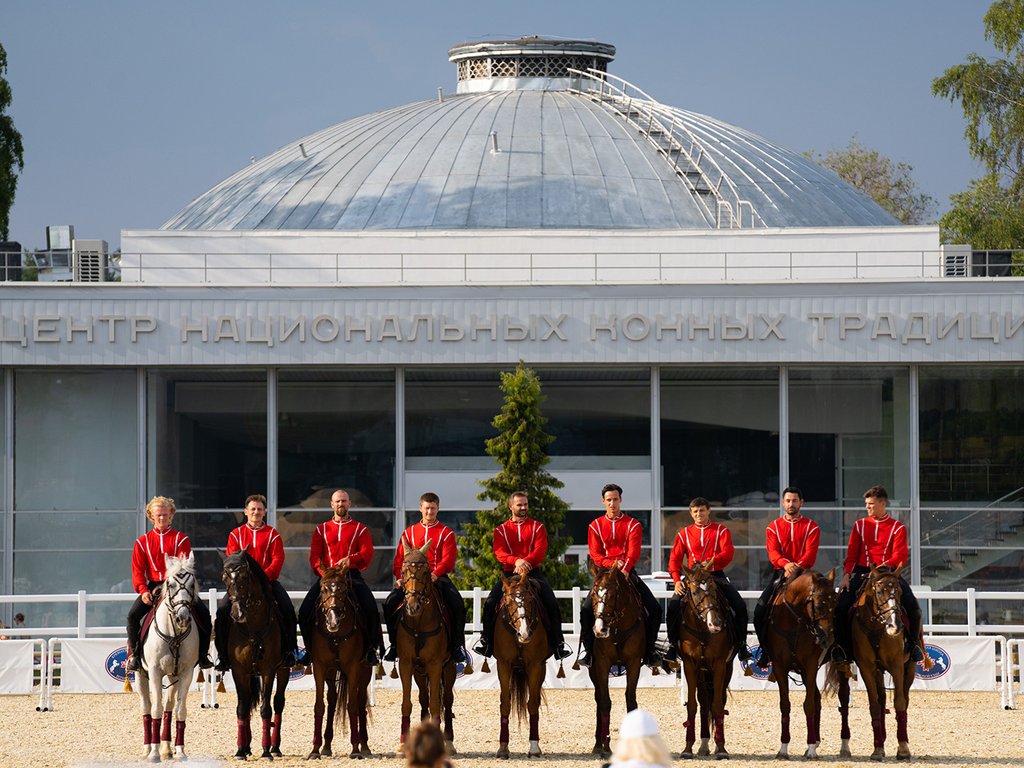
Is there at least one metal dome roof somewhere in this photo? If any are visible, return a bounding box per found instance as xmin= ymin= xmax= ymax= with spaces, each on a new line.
xmin=163 ymin=40 xmax=897 ymax=232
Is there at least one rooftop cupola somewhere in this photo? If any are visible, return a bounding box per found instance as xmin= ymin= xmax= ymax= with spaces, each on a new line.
xmin=447 ymin=36 xmax=615 ymax=94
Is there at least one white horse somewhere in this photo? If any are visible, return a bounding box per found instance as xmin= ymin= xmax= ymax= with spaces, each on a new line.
xmin=136 ymin=553 xmax=201 ymax=762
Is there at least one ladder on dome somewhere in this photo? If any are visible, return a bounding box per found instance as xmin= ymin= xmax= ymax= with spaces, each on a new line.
xmin=567 ymin=68 xmax=763 ymax=229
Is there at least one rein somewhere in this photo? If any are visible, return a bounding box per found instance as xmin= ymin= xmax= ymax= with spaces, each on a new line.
xmin=151 ymin=568 xmax=196 ymax=685
xmin=501 ymin=577 xmax=541 ymax=646
xmin=224 ymin=560 xmax=278 ymax=670
xmin=399 ymin=559 xmax=444 ymax=657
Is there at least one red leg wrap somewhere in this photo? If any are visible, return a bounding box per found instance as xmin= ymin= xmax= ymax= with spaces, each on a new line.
xmin=149 ymin=717 xmax=161 ymax=747
xmin=312 ymin=713 xmax=323 ymax=749
xmin=714 ymin=714 xmax=725 ymax=747
xmin=262 ymin=718 xmax=273 ymax=749
xmin=175 ymin=721 xmax=185 ymax=748
xmin=161 ymin=711 xmax=172 ymax=742
xmin=500 ymin=716 xmax=509 ymax=745
xmin=237 ymin=717 xmax=249 ymax=748
xmin=400 ymin=714 xmax=411 ymax=744
xmin=142 ymin=714 xmax=153 ymax=746
xmin=896 ymin=710 xmax=908 ymax=743
xmin=273 ymin=713 xmax=283 ymax=748
xmin=781 ymin=713 xmax=791 ymax=744
xmin=529 ymin=711 xmax=540 ymax=742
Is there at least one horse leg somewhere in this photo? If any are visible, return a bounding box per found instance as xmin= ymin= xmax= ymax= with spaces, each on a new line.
xmin=589 ymin=660 xmax=613 ymax=758
xmin=776 ymin=668 xmax=791 ymax=759
xmin=137 ymin=669 xmax=153 ymax=759
xmin=398 ymin=659 xmax=415 ymax=755
xmin=443 ymin=662 xmax=456 ymax=755
xmin=527 ymin=658 xmax=544 ymax=758
xmin=260 ymin=674 xmax=275 ymax=760
xmin=802 ymin=671 xmax=821 ymax=760
xmin=894 ymin=662 xmax=913 ymax=760
xmin=235 ymin=678 xmax=253 ymax=760
xmin=680 ymin=660 xmax=699 ymax=758
xmin=497 ymin=659 xmax=511 ymax=758
xmin=695 ymin=669 xmax=712 ymax=757
xmin=170 ymin=673 xmax=191 ymax=762
xmin=308 ymin=668 xmax=325 ymax=760
xmin=837 ymin=671 xmax=852 ymax=757
xmin=271 ymin=668 xmax=287 ymax=757
xmin=358 ymin=671 xmax=373 ymax=756
xmin=711 ymin=659 xmax=729 ymax=758
xmin=861 ymin=667 xmax=886 ymax=761
xmin=323 ymin=671 xmax=337 ymax=757
xmin=146 ymin=671 xmax=163 ymax=763
xmin=347 ymin=670 xmax=363 ymax=759
xmin=160 ymin=704 xmax=173 ymax=759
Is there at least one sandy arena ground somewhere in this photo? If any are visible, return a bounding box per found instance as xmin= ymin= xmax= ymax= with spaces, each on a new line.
xmin=1 ymin=687 xmax=1021 ymax=767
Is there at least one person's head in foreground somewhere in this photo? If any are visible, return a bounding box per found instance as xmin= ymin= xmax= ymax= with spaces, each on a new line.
xmin=610 ymin=709 xmax=673 ymax=768
xmin=405 ymin=719 xmax=451 ymax=768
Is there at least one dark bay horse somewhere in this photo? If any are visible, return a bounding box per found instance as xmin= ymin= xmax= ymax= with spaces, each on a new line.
xmin=675 ymin=561 xmax=735 ymax=759
xmin=221 ymin=551 xmax=290 ymax=760
xmin=587 ymin=563 xmax=645 ymax=759
xmin=307 ymin=564 xmax=372 ymax=760
xmin=760 ymin=568 xmax=837 ymax=759
xmin=493 ymin=573 xmax=548 ymax=759
xmin=395 ymin=543 xmax=457 ymax=754
xmin=835 ymin=565 xmax=916 ymax=761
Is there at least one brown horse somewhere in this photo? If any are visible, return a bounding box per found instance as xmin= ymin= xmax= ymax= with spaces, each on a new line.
xmin=760 ymin=568 xmax=837 ymax=759
xmin=493 ymin=573 xmax=548 ymax=759
xmin=675 ymin=560 xmax=735 ymax=759
xmin=395 ymin=543 xmax=457 ymax=754
xmin=836 ymin=565 xmax=916 ymax=761
xmin=307 ymin=564 xmax=372 ymax=760
xmin=221 ymin=551 xmax=290 ymax=760
xmin=587 ymin=563 xmax=645 ymax=759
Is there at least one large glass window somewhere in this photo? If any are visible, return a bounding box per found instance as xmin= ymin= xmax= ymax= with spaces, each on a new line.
xmin=919 ymin=366 xmax=1024 ymax=595
xmin=15 ymin=370 xmax=138 ymax=510
xmin=147 ymin=370 xmax=266 ymax=510
xmin=278 ymin=370 xmax=395 ymax=509
xmin=660 ymin=368 xmax=779 ymax=507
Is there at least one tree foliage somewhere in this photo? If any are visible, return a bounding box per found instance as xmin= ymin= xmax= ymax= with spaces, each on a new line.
xmin=939 ymin=173 xmax=1024 ymax=248
xmin=805 ymin=137 xmax=934 ymax=224
xmin=933 ymin=0 xmax=1024 ymax=197
xmin=452 ymin=362 xmax=587 ymax=593
xmin=0 ymin=42 xmax=25 ymax=241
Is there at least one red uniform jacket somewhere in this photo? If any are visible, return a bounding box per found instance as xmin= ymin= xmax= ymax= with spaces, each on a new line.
xmin=393 ymin=521 xmax=457 ymax=579
xmin=227 ymin=523 xmax=285 ymax=582
xmin=843 ymin=515 xmax=908 ymax=573
xmin=668 ymin=522 xmax=734 ymax=582
xmin=132 ymin=528 xmax=191 ymax=594
xmin=493 ymin=517 xmax=548 ymax=571
xmin=310 ymin=518 xmax=373 ymax=576
xmin=766 ymin=516 xmax=820 ymax=570
xmin=588 ymin=514 xmax=641 ymax=572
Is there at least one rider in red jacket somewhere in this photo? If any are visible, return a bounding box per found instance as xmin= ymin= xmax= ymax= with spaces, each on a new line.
xmin=473 ymin=491 xmax=571 ymax=660
xmin=752 ymin=487 xmax=820 ymax=668
xmin=126 ymin=496 xmax=213 ymax=671
xmin=383 ymin=492 xmax=468 ymax=665
xmin=214 ymin=494 xmax=300 ymax=671
xmin=577 ymin=484 xmax=663 ymax=669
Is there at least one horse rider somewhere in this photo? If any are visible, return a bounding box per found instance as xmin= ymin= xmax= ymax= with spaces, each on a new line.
xmin=126 ymin=495 xmax=213 ymax=672
xmin=752 ymin=486 xmax=820 ymax=669
xmin=297 ymin=489 xmax=384 ymax=667
xmin=834 ymin=485 xmax=925 ymax=664
xmin=214 ymin=494 xmax=301 ymax=672
xmin=665 ymin=496 xmax=752 ymax=664
xmin=472 ymin=491 xmax=572 ymax=660
xmin=577 ymin=483 xmax=663 ymax=669
xmin=384 ymin=492 xmax=469 ymax=665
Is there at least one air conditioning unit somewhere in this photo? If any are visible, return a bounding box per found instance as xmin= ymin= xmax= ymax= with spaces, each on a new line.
xmin=941 ymin=244 xmax=971 ymax=277
xmin=73 ymin=239 xmax=108 ymax=282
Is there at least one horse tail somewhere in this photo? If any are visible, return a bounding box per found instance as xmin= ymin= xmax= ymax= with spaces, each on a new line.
xmin=509 ymin=663 xmax=529 ymax=725
xmin=333 ymin=670 xmax=350 ymax=735
xmin=822 ymin=661 xmax=840 ymax=697
xmin=248 ymin=675 xmax=262 ymax=714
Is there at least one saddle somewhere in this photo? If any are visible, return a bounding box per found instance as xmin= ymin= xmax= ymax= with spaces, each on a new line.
xmin=139 ymin=590 xmax=203 ymax=645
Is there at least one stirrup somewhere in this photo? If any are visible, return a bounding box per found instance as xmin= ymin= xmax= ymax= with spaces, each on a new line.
xmin=384 ymin=646 xmax=397 ymax=663
xmin=577 ymin=650 xmax=592 ymax=668
xmin=473 ymin=641 xmax=491 ymax=658
xmin=552 ymin=642 xmax=572 ymax=660
xmin=214 ymin=657 xmax=231 ymax=673
xmin=126 ymin=654 xmax=141 ymax=672
xmin=198 ymin=655 xmax=214 ymax=670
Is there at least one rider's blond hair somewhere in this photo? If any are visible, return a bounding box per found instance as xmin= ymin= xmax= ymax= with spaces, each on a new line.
xmin=145 ymin=495 xmax=177 ymax=521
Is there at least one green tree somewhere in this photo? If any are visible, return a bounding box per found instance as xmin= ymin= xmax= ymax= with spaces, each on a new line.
xmin=805 ymin=137 xmax=935 ymax=224
xmin=0 ymin=42 xmax=25 ymax=241
xmin=452 ymin=362 xmax=587 ymax=594
xmin=933 ymin=0 xmax=1024 ymax=249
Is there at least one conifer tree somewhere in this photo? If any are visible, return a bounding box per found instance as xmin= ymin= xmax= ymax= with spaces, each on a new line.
xmin=452 ymin=362 xmax=588 ymax=592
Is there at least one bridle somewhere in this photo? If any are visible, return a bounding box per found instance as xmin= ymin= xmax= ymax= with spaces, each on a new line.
xmin=401 ymin=557 xmax=434 ymax=616
xmin=781 ymin=573 xmax=836 ymax=648
xmin=223 ymin=559 xmax=264 ymax=623
xmin=865 ymin=570 xmax=904 ymax=636
xmin=593 ymin=568 xmax=634 ymax=639
xmin=318 ymin=569 xmax=354 ymax=634
xmin=682 ymin=566 xmax=724 ymax=635
xmin=152 ymin=564 xmax=196 ymax=678
xmin=501 ymin=575 xmax=540 ymax=644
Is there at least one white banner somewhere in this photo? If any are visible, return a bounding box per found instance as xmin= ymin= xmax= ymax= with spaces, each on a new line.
xmin=57 ymin=639 xmax=199 ymax=694
xmin=733 ymin=635 xmax=997 ymax=693
xmin=0 ymin=640 xmax=37 ymax=694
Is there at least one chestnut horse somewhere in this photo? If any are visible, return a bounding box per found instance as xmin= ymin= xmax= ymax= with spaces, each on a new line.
xmin=836 ymin=565 xmax=916 ymax=761
xmin=307 ymin=564 xmax=372 ymax=760
xmin=395 ymin=543 xmax=457 ymax=754
xmin=760 ymin=568 xmax=837 ymax=759
xmin=221 ymin=551 xmax=290 ymax=760
xmin=493 ymin=573 xmax=548 ymax=759
xmin=674 ymin=561 xmax=736 ymax=759
xmin=587 ymin=563 xmax=645 ymax=759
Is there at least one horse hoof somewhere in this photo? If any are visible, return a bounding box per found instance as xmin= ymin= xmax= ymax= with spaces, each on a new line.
xmin=716 ymin=748 xmax=730 ymax=760
xmin=871 ymin=749 xmax=885 ymax=762
xmin=897 ymin=748 xmax=912 ymax=761
xmin=698 ymin=746 xmax=711 ymax=757
xmin=776 ymin=751 xmax=790 ymax=760
xmin=262 ymin=749 xmax=274 ymax=760
xmin=360 ymin=744 xmax=372 ymax=756
xmin=680 ymin=751 xmax=694 ymax=760
xmin=445 ymin=742 xmax=456 ymax=757
xmin=305 ymin=750 xmax=321 ymax=760
xmin=496 ymin=751 xmax=510 ymax=760
xmin=349 ymin=750 xmax=363 ymax=759
xmin=840 ymin=746 xmax=852 ymax=758
xmin=271 ymin=747 xmax=283 ymax=757
xmin=321 ymin=747 xmax=332 ymax=757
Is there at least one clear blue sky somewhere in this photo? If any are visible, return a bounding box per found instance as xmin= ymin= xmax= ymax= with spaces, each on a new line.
xmin=3 ymin=1 xmax=995 ymax=250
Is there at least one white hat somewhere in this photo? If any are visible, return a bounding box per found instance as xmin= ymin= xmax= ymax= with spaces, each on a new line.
xmin=619 ymin=709 xmax=660 ymax=739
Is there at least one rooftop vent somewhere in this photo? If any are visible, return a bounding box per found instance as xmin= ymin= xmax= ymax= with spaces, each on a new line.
xmin=448 ymin=36 xmax=615 ymax=94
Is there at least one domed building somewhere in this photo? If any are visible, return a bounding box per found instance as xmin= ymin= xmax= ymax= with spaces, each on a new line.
xmin=2 ymin=38 xmax=1023 ymax=635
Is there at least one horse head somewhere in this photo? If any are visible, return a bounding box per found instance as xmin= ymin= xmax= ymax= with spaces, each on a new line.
xmin=318 ymin=563 xmax=353 ymax=634
xmin=802 ymin=567 xmax=838 ymax=648
xmin=222 ymin=549 xmax=265 ymax=624
xmin=401 ymin=542 xmax=432 ymax=618
xmin=865 ymin=565 xmax=904 ymax=637
xmin=681 ymin=560 xmax=724 ymax=633
xmin=163 ymin=553 xmax=197 ymax=635
xmin=589 ymin=562 xmax=628 ymax=639
xmin=500 ymin=572 xmax=540 ymax=645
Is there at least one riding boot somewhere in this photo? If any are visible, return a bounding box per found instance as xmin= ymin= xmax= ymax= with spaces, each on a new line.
xmin=126 ymin=639 xmax=142 ymax=671
xmin=906 ymin=608 xmax=925 ymax=662
xmin=577 ymin=599 xmax=595 ymax=667
xmin=383 ymin=588 xmax=402 ymax=661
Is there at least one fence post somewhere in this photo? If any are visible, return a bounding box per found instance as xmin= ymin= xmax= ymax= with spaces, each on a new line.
xmin=966 ymin=588 xmax=977 ymax=637
xmin=77 ymin=590 xmax=88 ymax=639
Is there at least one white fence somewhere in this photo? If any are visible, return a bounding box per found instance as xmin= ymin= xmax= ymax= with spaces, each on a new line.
xmin=2 ymin=587 xmax=1021 ymax=709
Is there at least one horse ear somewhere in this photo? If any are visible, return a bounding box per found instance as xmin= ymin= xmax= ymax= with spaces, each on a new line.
xmin=500 ymin=571 xmax=510 ymax=587
xmin=419 ymin=541 xmax=431 ymax=555
xmin=609 ymin=561 xmax=620 ymax=575
xmin=184 ymin=552 xmax=195 ymax=570
xmin=893 ymin=564 xmax=903 ymax=579
xmin=826 ymin=567 xmax=837 ymax=585
xmin=588 ymin=559 xmax=598 ymax=578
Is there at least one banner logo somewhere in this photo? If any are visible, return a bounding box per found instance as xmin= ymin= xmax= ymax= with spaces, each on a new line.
xmin=743 ymin=645 xmax=773 ymax=681
xmin=105 ymin=645 xmax=133 ymax=683
xmin=916 ymin=644 xmax=951 ymax=680
xmin=288 ymin=647 xmax=308 ymax=681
